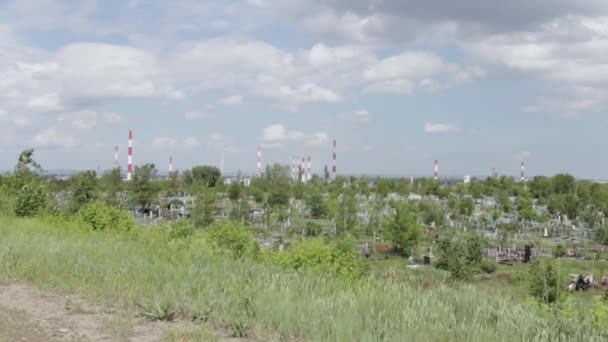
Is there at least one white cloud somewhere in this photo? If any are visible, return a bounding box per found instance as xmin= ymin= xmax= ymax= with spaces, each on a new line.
xmin=32 ymin=127 xmax=76 ymax=148
xmin=220 ymin=95 xmax=244 ymax=105
xmin=26 ymin=93 xmax=62 ymax=112
xmin=364 ymin=79 xmax=415 ymax=94
xmin=152 ymin=136 xmax=178 ymax=148
xmin=207 ymin=133 xmax=240 ymax=152
xmin=515 ymin=151 xmax=533 ymax=161
xmin=66 ymin=110 xmax=97 ymax=130
xmin=183 ymin=136 xmax=201 ymax=148
xmin=103 ymin=112 xmax=124 ymax=124
xmin=424 ymin=122 xmax=463 ymax=134
xmin=363 ymin=52 xmax=445 ymax=82
xmin=261 ymin=123 xmax=329 ymax=147
xmin=363 ymin=145 xmax=374 ymax=152
xmin=341 ymin=109 xmax=371 ymax=123
xmin=184 ymin=111 xmax=212 ymax=120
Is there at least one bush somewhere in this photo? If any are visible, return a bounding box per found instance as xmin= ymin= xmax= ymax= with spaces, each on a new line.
xmin=553 ymin=244 xmax=567 ymax=258
xmin=436 ymin=233 xmax=487 ymax=281
xmin=479 ymin=260 xmax=497 ymax=274
xmin=305 ymin=221 xmax=323 ymax=237
xmin=206 ymin=222 xmax=258 ymax=258
xmin=529 ymin=258 xmax=562 ymax=304
xmin=14 ymin=182 xmax=48 ymax=217
xmin=274 ymin=238 xmax=368 ymax=278
xmin=77 ymin=202 xmax=136 ymax=232
xmin=169 ymin=220 xmax=195 ymax=239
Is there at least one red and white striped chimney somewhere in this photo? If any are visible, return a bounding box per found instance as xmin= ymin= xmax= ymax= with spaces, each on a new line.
xmin=256 ymin=145 xmax=262 ymax=177
xmin=307 ymin=156 xmax=312 ymax=182
xmin=127 ymin=130 xmax=133 ymax=181
xmin=114 ymin=145 xmax=119 ymax=169
xmin=434 ymin=160 xmax=439 ymax=180
xmin=332 ymin=139 xmax=337 ymax=180
xmin=301 ymin=157 xmax=306 ymax=183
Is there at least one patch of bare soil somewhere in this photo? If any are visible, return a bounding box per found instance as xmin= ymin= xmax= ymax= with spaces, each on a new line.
xmin=0 ymin=279 xmax=188 ymax=342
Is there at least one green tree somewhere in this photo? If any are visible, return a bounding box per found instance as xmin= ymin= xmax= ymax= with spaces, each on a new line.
xmin=100 ymin=168 xmax=123 ymax=206
xmin=193 ymin=186 xmax=217 ymax=228
xmin=384 ymin=203 xmax=423 ymax=257
xmin=459 ymin=197 xmax=475 ymax=217
xmin=13 ymin=149 xmax=47 ymax=217
xmin=336 ymin=189 xmax=358 ymax=235
xmin=69 ymin=171 xmax=98 ymax=213
xmin=183 ymin=165 xmax=221 ymax=187
xmin=436 ymin=233 xmax=487 ymax=281
xmin=553 ymin=174 xmax=576 ymax=195
xmin=306 ymin=189 xmax=328 ymax=219
xmin=129 ymin=164 xmax=159 ymax=208
xmin=14 ymin=182 xmax=47 ymax=217
xmin=529 ymin=259 xmax=562 ymax=304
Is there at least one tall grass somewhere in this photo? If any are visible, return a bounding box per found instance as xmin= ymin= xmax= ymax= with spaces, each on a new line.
xmin=0 ymin=217 xmax=598 ymax=341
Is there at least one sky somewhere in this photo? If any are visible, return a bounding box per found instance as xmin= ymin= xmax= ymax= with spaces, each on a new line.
xmin=1 ymin=0 xmax=608 ymax=178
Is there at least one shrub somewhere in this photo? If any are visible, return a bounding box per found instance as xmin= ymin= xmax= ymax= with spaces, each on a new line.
xmin=436 ymin=233 xmax=487 ymax=281
xmin=479 ymin=260 xmax=497 ymax=274
xmin=305 ymin=221 xmax=323 ymax=237
xmin=206 ymin=222 xmax=258 ymax=258
xmin=169 ymin=220 xmax=195 ymax=239
xmin=77 ymin=202 xmax=136 ymax=232
xmin=14 ymin=182 xmax=48 ymax=217
xmin=553 ymin=244 xmax=567 ymax=258
xmin=529 ymin=258 xmax=562 ymax=304
xmin=274 ymin=238 xmax=368 ymax=278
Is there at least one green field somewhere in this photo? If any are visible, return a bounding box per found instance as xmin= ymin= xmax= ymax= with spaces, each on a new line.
xmin=0 ymin=216 xmax=602 ymax=341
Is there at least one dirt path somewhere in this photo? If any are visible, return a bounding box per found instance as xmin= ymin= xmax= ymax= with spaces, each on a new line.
xmin=0 ymin=279 xmax=189 ymax=342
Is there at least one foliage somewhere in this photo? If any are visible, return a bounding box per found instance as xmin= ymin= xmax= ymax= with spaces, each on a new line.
xmin=183 ymin=165 xmax=221 ymax=187
xmin=306 ymin=189 xmax=328 ymax=219
xmin=77 ymin=201 xmax=136 ymax=232
xmin=168 ymin=220 xmax=195 ymax=239
xmin=305 ymin=221 xmax=323 ymax=237
xmin=336 ymin=189 xmax=358 ymax=235
xmin=99 ymin=168 xmax=123 ymax=206
xmin=128 ymin=163 xmax=158 ymax=208
xmin=14 ymin=181 xmax=48 ymax=217
xmin=436 ymin=233 xmax=487 ymax=281
xmin=69 ymin=171 xmax=98 ymax=213
xmin=595 ymin=225 xmax=608 ymax=245
xmin=553 ymin=244 xmax=567 ymax=258
xmin=273 ymin=238 xmax=368 ymax=278
xmin=206 ymin=222 xmax=258 ymax=258
xmin=384 ymin=203 xmax=423 ymax=257
xmin=479 ymin=260 xmax=497 ymax=274
xmin=192 ymin=186 xmax=217 ymax=228
xmin=0 ymin=217 xmax=599 ymax=341
xmin=529 ymin=258 xmax=562 ymax=304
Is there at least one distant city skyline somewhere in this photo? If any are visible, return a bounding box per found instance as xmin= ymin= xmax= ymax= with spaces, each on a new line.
xmin=1 ymin=1 xmax=608 ymax=178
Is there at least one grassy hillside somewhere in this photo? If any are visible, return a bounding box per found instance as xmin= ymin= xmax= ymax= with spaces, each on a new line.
xmin=0 ymin=217 xmax=598 ymax=341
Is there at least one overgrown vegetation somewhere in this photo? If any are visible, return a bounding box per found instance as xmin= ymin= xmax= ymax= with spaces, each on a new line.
xmin=0 ymin=217 xmax=597 ymax=341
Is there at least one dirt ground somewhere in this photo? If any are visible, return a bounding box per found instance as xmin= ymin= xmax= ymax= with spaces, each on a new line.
xmin=0 ymin=278 xmax=190 ymax=342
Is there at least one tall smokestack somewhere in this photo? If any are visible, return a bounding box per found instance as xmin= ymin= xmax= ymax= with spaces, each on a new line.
xmin=220 ymin=149 xmax=225 ymax=176
xmin=521 ymin=161 xmax=525 ymax=182
xmin=114 ymin=145 xmax=119 ymax=169
xmin=434 ymin=160 xmax=439 ymax=180
xmin=307 ymin=156 xmax=312 ymax=182
xmin=332 ymin=139 xmax=337 ymax=181
xmin=291 ymin=155 xmax=297 ymax=182
xmin=301 ymin=157 xmax=306 ymax=183
xmin=127 ymin=130 xmax=133 ymax=181
xmin=169 ymin=156 xmax=173 ymax=174
xmin=256 ymin=145 xmax=262 ymax=177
